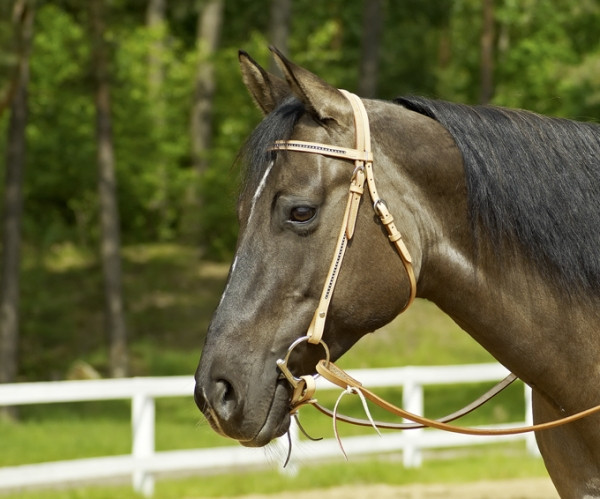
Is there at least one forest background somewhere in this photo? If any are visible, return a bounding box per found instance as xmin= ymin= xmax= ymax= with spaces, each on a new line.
xmin=0 ymin=0 xmax=599 ymax=385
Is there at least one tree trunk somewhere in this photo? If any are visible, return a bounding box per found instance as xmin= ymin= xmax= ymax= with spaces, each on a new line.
xmin=190 ymin=0 xmax=224 ymax=174
xmin=480 ymin=0 xmax=494 ymax=104
xmin=146 ymin=0 xmax=169 ymax=237
xmin=268 ymin=0 xmax=291 ymax=74
xmin=183 ymin=0 xmax=223 ymax=245
xmin=90 ymin=0 xmax=128 ymax=378
xmin=358 ymin=0 xmax=383 ymax=98
xmin=0 ymin=0 xmax=33 ymax=394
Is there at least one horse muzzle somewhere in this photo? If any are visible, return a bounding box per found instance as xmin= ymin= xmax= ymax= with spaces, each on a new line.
xmin=194 ymin=368 xmax=292 ymax=446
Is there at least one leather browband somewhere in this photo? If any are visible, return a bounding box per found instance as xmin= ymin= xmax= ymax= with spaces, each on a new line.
xmin=270 ymin=140 xmax=374 ymax=162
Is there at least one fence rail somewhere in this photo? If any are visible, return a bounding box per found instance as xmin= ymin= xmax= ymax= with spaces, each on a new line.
xmin=0 ymin=364 xmax=538 ymax=496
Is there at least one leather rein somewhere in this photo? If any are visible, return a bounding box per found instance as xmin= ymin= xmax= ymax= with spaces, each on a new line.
xmin=272 ymin=89 xmax=600 ymax=439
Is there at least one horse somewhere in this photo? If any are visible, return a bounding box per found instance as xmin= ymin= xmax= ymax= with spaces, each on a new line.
xmin=195 ymin=47 xmax=600 ymax=498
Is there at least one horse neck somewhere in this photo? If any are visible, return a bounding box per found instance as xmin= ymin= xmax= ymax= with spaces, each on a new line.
xmin=373 ymin=100 xmax=600 ymax=407
xmin=429 ymin=238 xmax=600 ymax=406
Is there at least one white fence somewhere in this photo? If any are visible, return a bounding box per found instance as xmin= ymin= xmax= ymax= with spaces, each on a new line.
xmin=0 ymin=364 xmax=538 ymax=496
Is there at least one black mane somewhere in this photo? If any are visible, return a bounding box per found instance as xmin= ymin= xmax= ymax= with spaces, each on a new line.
xmin=397 ymin=96 xmax=600 ymax=294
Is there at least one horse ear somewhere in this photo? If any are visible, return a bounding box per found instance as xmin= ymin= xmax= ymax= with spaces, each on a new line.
xmin=239 ymin=50 xmax=290 ymax=115
xmin=270 ymin=46 xmax=351 ymax=124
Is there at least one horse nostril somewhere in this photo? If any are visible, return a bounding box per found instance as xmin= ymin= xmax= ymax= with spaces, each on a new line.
xmin=215 ymin=378 xmax=233 ymax=402
xmin=214 ymin=378 xmax=238 ymax=420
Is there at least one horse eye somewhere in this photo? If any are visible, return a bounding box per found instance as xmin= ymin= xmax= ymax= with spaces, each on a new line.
xmin=290 ymin=206 xmax=316 ymax=223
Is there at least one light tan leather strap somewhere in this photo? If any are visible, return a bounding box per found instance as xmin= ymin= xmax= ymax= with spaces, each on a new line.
xmin=316 ymin=359 xmax=600 ymax=435
xmin=270 ymin=140 xmax=373 ymax=163
xmin=310 ymin=371 xmax=518 ymax=430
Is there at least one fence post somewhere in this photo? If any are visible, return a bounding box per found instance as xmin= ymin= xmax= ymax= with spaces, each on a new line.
xmin=132 ymin=390 xmax=155 ymax=497
xmin=524 ymin=384 xmax=541 ymax=456
xmin=402 ymin=375 xmax=423 ymax=468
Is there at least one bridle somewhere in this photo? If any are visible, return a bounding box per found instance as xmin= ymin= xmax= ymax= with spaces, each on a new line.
xmin=272 ymin=89 xmax=416 ymax=349
xmin=272 ymin=89 xmax=600 ymax=441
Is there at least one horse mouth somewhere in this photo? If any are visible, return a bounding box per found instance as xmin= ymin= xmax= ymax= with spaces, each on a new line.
xmin=240 ymin=381 xmax=292 ymax=447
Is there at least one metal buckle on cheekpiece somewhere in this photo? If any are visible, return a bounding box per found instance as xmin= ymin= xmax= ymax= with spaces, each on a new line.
xmin=276 ymin=336 xmax=330 ymax=409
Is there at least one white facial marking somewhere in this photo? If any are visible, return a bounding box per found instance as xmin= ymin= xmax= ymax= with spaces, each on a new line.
xmin=248 ymin=160 xmax=274 ymax=227
xmin=217 ymin=161 xmax=274 ymax=309
xmin=218 ymin=256 xmax=237 ymax=308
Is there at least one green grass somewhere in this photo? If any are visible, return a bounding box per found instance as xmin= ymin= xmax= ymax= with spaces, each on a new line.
xmin=0 ymin=397 xmax=238 ymax=467
xmin=0 ymin=449 xmax=549 ymax=499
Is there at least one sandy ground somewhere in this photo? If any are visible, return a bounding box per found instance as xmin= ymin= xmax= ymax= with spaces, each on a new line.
xmin=208 ymin=478 xmax=560 ymax=499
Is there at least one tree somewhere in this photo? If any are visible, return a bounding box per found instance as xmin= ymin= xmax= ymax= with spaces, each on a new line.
xmin=358 ymin=0 xmax=382 ymax=98
xmin=146 ymin=0 xmax=169 ymax=238
xmin=184 ymin=0 xmax=224 ymax=247
xmin=268 ymin=0 xmax=291 ymax=74
xmin=0 ymin=0 xmax=34 ymax=384
xmin=0 ymin=0 xmax=33 ymax=417
xmin=190 ymin=0 xmax=224 ymax=174
xmin=90 ymin=0 xmax=128 ymax=378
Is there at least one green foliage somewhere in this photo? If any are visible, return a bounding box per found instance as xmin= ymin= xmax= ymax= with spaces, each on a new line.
xmin=437 ymin=0 xmax=600 ymax=116
xmin=3 ymin=0 xmax=599 ymax=259
xmin=111 ymin=22 xmax=196 ymax=243
xmin=26 ymin=4 xmax=96 ymax=246
xmin=492 ymin=0 xmax=577 ymax=114
xmin=561 ymin=50 xmax=600 ymax=120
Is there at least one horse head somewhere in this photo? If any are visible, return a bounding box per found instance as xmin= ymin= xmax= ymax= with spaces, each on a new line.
xmin=191 ymin=48 xmax=600 ymax=498
xmin=194 ymin=49 xmax=427 ymax=446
